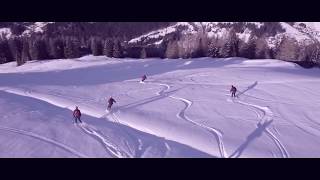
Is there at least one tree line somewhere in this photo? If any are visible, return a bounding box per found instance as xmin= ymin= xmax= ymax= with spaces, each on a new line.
xmin=0 ymin=22 xmax=174 ymax=40
xmin=1 ymin=28 xmax=320 ymax=68
xmin=0 ymin=35 xmax=125 ymax=65
xmin=164 ymin=28 xmax=320 ymax=68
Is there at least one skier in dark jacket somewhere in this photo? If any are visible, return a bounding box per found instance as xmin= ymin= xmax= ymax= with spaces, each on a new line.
xmin=73 ymin=106 xmax=82 ymax=123
xmin=141 ymin=75 xmax=147 ymax=82
xmin=108 ymin=97 xmax=117 ymax=109
xmin=230 ymin=85 xmax=237 ymax=98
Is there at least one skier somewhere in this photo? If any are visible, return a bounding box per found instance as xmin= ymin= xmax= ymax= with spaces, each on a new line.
xmin=107 ymin=97 xmax=117 ymax=110
xmin=230 ymin=85 xmax=237 ymax=98
xmin=73 ymin=106 xmax=82 ymax=124
xmin=141 ymin=74 xmax=147 ymax=82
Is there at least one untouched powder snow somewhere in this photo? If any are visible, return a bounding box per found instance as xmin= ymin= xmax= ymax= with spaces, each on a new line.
xmin=0 ymin=56 xmax=320 ymax=158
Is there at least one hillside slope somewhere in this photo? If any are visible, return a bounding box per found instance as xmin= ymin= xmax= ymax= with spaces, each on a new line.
xmin=0 ymin=56 xmax=320 ymax=157
xmin=128 ymin=22 xmax=320 ymax=48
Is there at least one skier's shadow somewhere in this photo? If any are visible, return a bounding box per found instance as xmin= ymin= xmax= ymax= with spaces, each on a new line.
xmin=237 ymin=81 xmax=258 ymax=97
xmin=117 ymin=87 xmax=183 ymax=111
xmin=229 ymin=120 xmax=273 ymax=158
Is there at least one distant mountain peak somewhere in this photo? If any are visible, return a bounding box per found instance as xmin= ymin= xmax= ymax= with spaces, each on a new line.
xmin=128 ymin=22 xmax=320 ymax=48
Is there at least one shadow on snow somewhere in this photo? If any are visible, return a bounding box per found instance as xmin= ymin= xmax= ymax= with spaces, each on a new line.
xmin=229 ymin=120 xmax=273 ymax=158
xmin=0 ymin=90 xmax=213 ymax=158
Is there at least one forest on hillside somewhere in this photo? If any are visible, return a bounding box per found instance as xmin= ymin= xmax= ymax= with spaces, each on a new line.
xmin=0 ymin=22 xmax=319 ymax=68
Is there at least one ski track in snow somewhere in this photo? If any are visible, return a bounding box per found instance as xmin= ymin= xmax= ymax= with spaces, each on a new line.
xmin=108 ymin=108 xmax=171 ymax=158
xmin=230 ymin=97 xmax=290 ymax=158
xmin=77 ymin=123 xmax=132 ymax=158
xmin=0 ymin=125 xmax=88 ymax=158
xmin=3 ymin=57 xmax=319 ymax=158
xmin=0 ymin=80 xmax=289 ymax=158
xmin=109 ymin=112 xmax=146 ymax=157
xmin=0 ymin=88 xmax=132 ymax=158
xmin=2 ymin=87 xmax=172 ymax=158
xmin=146 ymin=81 xmax=228 ymax=158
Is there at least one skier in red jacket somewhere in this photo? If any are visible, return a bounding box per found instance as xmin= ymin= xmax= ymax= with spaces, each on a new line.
xmin=73 ymin=106 xmax=82 ymax=123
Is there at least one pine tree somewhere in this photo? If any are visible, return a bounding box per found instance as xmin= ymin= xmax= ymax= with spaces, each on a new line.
xmin=239 ymin=36 xmax=256 ymax=59
xmin=207 ymin=39 xmax=221 ymax=58
xmin=210 ymin=46 xmax=220 ymax=58
xmin=165 ymin=40 xmax=179 ymax=59
xmin=266 ymin=48 xmax=275 ymax=59
xmin=49 ymin=37 xmax=64 ymax=59
xmin=43 ymin=36 xmax=52 ymax=59
xmin=8 ymin=38 xmax=23 ymax=65
xmin=228 ymin=29 xmax=240 ymax=57
xmin=72 ymin=37 xmax=81 ymax=58
xmin=220 ymin=41 xmax=233 ymax=58
xmin=297 ymin=47 xmax=307 ymax=62
xmin=293 ymin=43 xmax=318 ymax=68
xmin=29 ymin=37 xmax=49 ymax=60
xmin=91 ymin=37 xmax=103 ymax=56
xmin=40 ymin=38 xmax=49 ymax=60
xmin=198 ymin=36 xmax=208 ymax=57
xmin=80 ymin=37 xmax=87 ymax=48
xmin=113 ymin=39 xmax=123 ymax=58
xmin=28 ymin=39 xmax=35 ymax=60
xmin=255 ymin=37 xmax=268 ymax=59
xmin=140 ymin=47 xmax=147 ymax=59
xmin=103 ymin=38 xmax=114 ymax=57
xmin=220 ymin=29 xmax=240 ymax=58
xmin=275 ymin=36 xmax=299 ymax=61
xmin=64 ymin=37 xmax=73 ymax=58
xmin=48 ymin=38 xmax=54 ymax=58
xmin=177 ymin=35 xmax=192 ymax=58
xmin=159 ymin=41 xmax=167 ymax=59
xmin=310 ymin=45 xmax=320 ymax=65
xmin=177 ymin=33 xmax=204 ymax=58
xmin=238 ymin=40 xmax=247 ymax=57
xmin=64 ymin=37 xmax=81 ymax=59
xmin=0 ymin=39 xmax=14 ymax=64
xmin=21 ymin=39 xmax=30 ymax=65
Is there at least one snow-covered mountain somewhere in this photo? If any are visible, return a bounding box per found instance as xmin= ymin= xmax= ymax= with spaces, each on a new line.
xmin=128 ymin=22 xmax=320 ymax=48
xmin=0 ymin=22 xmax=53 ymax=38
xmin=2 ymin=22 xmax=320 ymax=47
xmin=2 ymin=22 xmax=320 ymax=67
xmin=0 ymin=22 xmax=172 ymax=39
xmin=1 ymin=55 xmax=320 ymax=157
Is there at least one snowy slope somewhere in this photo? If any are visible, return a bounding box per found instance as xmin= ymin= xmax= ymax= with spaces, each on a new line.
xmin=0 ymin=55 xmax=320 ymax=157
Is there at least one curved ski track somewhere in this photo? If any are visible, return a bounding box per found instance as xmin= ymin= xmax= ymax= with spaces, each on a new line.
xmin=77 ymin=123 xmax=132 ymax=158
xmin=0 ymin=125 xmax=88 ymax=158
xmin=231 ymin=98 xmax=290 ymax=158
xmin=1 ymin=89 xmax=131 ymax=158
xmin=147 ymin=81 xmax=228 ymax=158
